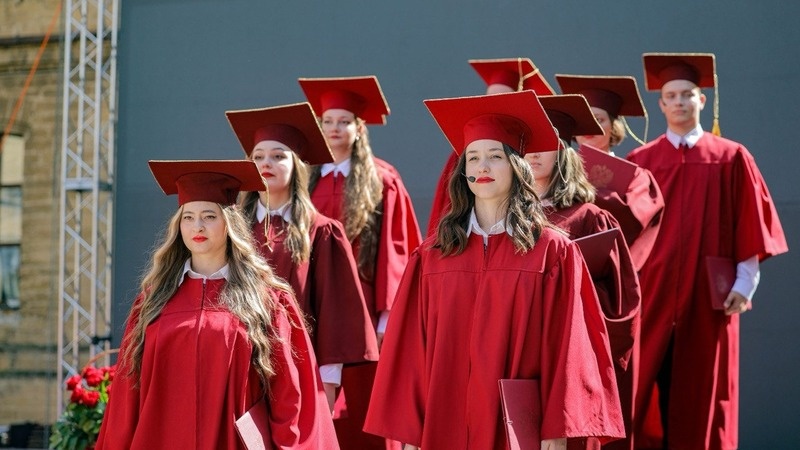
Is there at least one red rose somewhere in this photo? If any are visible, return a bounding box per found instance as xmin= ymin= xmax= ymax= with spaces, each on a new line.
xmin=70 ymin=385 xmax=85 ymax=404
xmin=66 ymin=374 xmax=82 ymax=391
xmin=82 ymin=389 xmax=100 ymax=408
xmin=102 ymin=365 xmax=116 ymax=381
xmin=83 ymin=367 xmax=104 ymax=387
xmin=106 ymin=383 xmax=113 ymax=396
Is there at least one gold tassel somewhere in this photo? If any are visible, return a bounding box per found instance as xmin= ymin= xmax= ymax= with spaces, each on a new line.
xmin=712 ymin=73 xmax=721 ymax=136
xmin=621 ymin=116 xmax=647 ymax=146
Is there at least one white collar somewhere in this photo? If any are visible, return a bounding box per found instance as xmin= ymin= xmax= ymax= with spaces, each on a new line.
xmin=179 ymin=259 xmax=229 ymax=285
xmin=320 ymin=158 xmax=351 ymax=177
xmin=256 ymin=200 xmax=292 ymax=223
xmin=666 ymin=124 xmax=704 ymax=149
xmin=466 ymin=208 xmax=512 ymax=239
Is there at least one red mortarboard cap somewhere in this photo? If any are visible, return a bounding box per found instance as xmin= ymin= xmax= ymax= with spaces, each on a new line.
xmin=555 ymin=74 xmax=646 ymax=118
xmin=642 ymin=53 xmax=716 ymax=91
xmin=424 ymin=91 xmax=558 ymax=156
xmin=298 ymin=76 xmax=390 ymax=125
xmin=225 ymin=102 xmax=334 ymax=165
xmin=149 ymin=160 xmax=266 ymax=206
xmin=469 ymin=58 xmax=555 ymax=95
xmin=538 ymin=94 xmax=603 ymax=143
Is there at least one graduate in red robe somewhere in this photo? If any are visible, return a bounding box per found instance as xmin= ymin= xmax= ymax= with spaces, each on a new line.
xmin=427 ymin=57 xmax=556 ymax=236
xmin=96 ymin=160 xmax=337 ymax=450
xmin=532 ymin=94 xmax=642 ymax=450
xmin=298 ymin=76 xmax=421 ymax=450
xmin=627 ymin=53 xmax=789 ymax=450
xmin=365 ymin=91 xmax=624 ymax=450
xmin=226 ymin=103 xmax=380 ymax=412
xmin=555 ymin=74 xmax=664 ymax=272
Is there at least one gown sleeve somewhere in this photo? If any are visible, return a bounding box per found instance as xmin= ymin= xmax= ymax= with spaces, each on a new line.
xmin=309 ymin=218 xmax=379 ymax=365
xmin=731 ymin=147 xmax=788 ymax=263
xmin=539 ymin=241 xmax=625 ymax=443
xmin=373 ymin=170 xmax=422 ymax=314
xmin=587 ymin=211 xmax=641 ymax=372
xmin=267 ymin=291 xmax=339 ymax=450
xmin=95 ymin=293 xmax=145 ymax=450
xmin=363 ymin=249 xmax=426 ymax=446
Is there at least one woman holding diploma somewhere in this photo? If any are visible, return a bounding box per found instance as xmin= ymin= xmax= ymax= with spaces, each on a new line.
xmin=365 ymin=91 xmax=624 ymax=450
xmin=532 ymin=94 xmax=641 ymax=450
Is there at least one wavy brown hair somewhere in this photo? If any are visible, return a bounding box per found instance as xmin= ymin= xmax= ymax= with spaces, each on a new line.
xmin=309 ymin=117 xmax=383 ymax=281
xmin=241 ymin=152 xmax=315 ymax=264
xmin=540 ymin=140 xmax=596 ymax=209
xmin=436 ymin=145 xmax=547 ymax=256
xmin=120 ymin=203 xmax=293 ymax=388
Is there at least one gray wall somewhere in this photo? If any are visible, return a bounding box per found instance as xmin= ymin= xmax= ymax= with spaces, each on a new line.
xmin=114 ymin=1 xmax=799 ymax=447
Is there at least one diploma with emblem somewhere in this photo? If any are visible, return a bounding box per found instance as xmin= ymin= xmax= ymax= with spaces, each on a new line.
xmin=499 ymin=379 xmax=541 ymax=450
xmin=704 ymin=256 xmax=736 ymax=310
xmin=579 ymin=143 xmax=638 ymax=196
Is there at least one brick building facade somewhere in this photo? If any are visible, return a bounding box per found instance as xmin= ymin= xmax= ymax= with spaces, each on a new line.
xmin=1 ymin=0 xmax=64 ymax=429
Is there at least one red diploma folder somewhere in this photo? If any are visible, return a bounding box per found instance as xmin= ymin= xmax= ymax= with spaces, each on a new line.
xmin=235 ymin=397 xmax=270 ymax=450
xmin=573 ymin=228 xmax=621 ymax=277
xmin=499 ymin=379 xmax=541 ymax=450
xmin=705 ymin=256 xmax=736 ymax=310
xmin=579 ymin=143 xmax=638 ymax=196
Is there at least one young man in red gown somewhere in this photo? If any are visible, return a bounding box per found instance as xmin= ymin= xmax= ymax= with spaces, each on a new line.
xmin=627 ymin=53 xmax=788 ymax=450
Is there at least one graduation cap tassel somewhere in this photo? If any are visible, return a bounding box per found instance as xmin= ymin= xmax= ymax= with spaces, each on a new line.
xmin=621 ymin=116 xmax=647 ymax=146
xmin=520 ymin=68 xmax=541 ymax=92
xmin=263 ymin=187 xmax=274 ymax=252
xmin=516 ymin=57 xmax=525 ymax=92
xmin=712 ymin=73 xmax=721 ymax=136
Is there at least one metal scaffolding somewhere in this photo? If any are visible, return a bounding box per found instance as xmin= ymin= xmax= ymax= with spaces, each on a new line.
xmin=56 ymin=0 xmax=119 ymax=412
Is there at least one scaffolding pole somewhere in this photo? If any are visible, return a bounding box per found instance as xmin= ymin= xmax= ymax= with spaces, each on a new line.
xmin=56 ymin=0 xmax=118 ymax=412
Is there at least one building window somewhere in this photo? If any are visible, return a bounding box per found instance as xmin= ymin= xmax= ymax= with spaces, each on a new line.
xmin=0 ymin=134 xmax=23 ymax=310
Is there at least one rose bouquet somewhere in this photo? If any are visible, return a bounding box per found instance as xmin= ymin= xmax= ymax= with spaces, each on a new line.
xmin=50 ymin=353 xmax=117 ymax=450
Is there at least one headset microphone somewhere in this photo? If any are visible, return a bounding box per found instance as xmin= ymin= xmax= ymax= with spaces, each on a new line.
xmin=463 ymin=174 xmax=476 ymax=183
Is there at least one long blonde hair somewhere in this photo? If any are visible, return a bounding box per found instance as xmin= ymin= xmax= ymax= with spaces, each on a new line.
xmin=436 ymin=145 xmax=547 ymax=256
xmin=241 ymin=152 xmax=315 ymax=264
xmin=121 ymin=203 xmax=293 ymax=387
xmin=309 ymin=117 xmax=383 ymax=280
xmin=541 ymin=140 xmax=596 ymax=209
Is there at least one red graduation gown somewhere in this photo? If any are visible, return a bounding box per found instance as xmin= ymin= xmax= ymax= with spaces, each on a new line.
xmin=426 ymin=151 xmax=459 ymax=237
xmin=591 ymin=164 xmax=664 ymax=272
xmin=96 ymin=279 xmax=338 ymax=450
xmin=310 ymin=157 xmax=421 ymax=450
xmin=310 ymin=157 xmax=422 ymax=318
xmin=627 ymin=133 xmax=788 ymax=450
xmin=546 ymin=202 xmax=642 ymax=450
xmin=364 ymin=228 xmax=625 ymax=450
xmin=252 ymin=213 xmax=379 ymax=366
